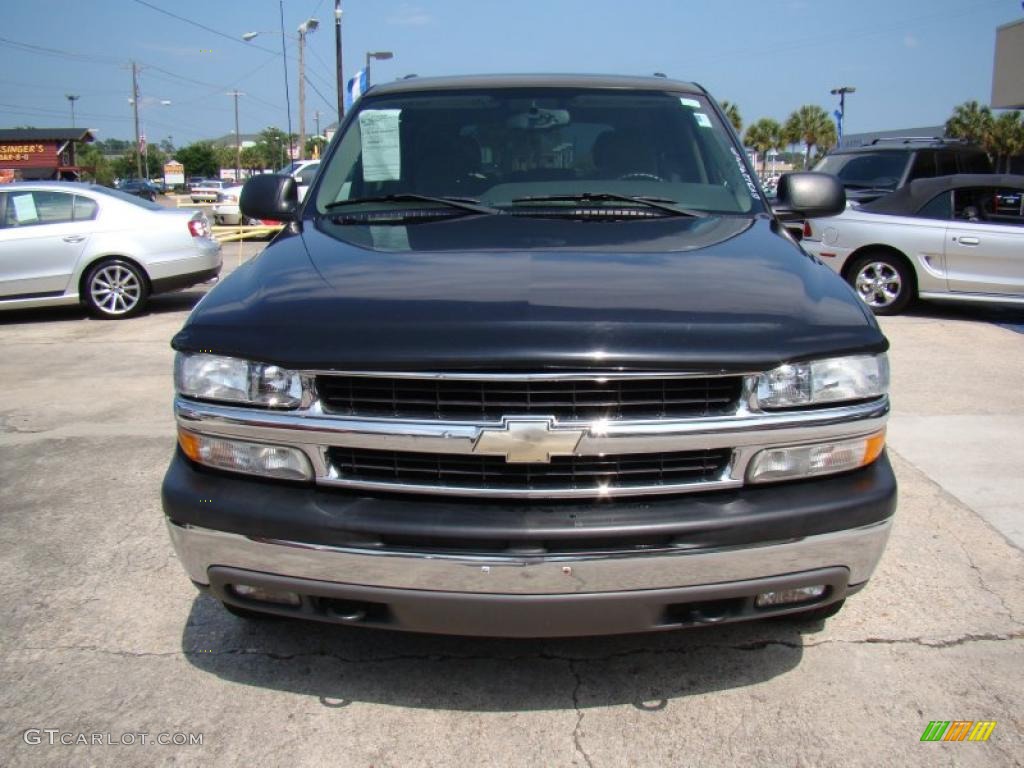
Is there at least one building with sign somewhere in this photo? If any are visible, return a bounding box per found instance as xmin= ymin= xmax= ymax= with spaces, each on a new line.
xmin=0 ymin=128 xmax=95 ymax=182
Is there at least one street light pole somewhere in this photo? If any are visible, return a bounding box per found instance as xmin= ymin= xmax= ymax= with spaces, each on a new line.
xmin=65 ymin=94 xmax=79 ymax=128
xmin=278 ymin=1 xmax=293 ymax=167
xmin=228 ymin=91 xmax=244 ymax=181
xmin=297 ymin=18 xmax=320 ymax=162
xmin=364 ymin=50 xmax=394 ymax=88
xmin=830 ymin=86 xmax=856 ymax=142
xmin=335 ymin=0 xmax=344 ymax=121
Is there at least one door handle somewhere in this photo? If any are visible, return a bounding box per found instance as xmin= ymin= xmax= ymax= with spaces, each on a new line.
xmin=955 ymin=236 xmax=980 ymax=246
xmin=62 ymin=235 xmax=86 ymax=243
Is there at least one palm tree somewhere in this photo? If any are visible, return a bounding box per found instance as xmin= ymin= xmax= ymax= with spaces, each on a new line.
xmin=986 ymin=111 xmax=1024 ymax=172
xmin=743 ymin=118 xmax=783 ymax=175
xmin=720 ymin=101 xmax=743 ymax=134
xmin=784 ymin=105 xmax=835 ymax=169
xmin=945 ymin=100 xmax=993 ymax=147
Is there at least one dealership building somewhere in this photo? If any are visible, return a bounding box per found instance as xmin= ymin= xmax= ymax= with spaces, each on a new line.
xmin=0 ymin=128 xmax=95 ymax=182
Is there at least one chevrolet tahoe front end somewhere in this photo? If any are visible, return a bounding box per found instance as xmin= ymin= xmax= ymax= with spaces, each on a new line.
xmin=162 ymin=75 xmax=896 ymax=637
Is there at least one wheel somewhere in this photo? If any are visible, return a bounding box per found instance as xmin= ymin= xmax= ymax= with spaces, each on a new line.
xmin=847 ymin=252 xmax=914 ymax=315
xmin=783 ymin=598 xmax=846 ymax=623
xmin=84 ymin=258 xmax=149 ymax=319
xmin=221 ymin=601 xmax=282 ymax=620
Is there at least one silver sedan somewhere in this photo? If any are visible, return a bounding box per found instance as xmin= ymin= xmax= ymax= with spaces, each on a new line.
xmin=802 ymin=174 xmax=1024 ymax=315
xmin=0 ymin=182 xmax=221 ymax=319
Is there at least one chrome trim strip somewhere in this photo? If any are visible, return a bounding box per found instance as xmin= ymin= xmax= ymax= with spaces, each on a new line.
xmin=175 ymin=397 xmax=889 ymax=456
xmin=306 ymin=369 xmax=757 ymax=380
xmin=168 ymin=519 xmax=893 ymax=594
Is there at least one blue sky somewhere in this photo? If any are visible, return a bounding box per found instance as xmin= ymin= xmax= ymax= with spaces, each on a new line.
xmin=0 ymin=0 xmax=1020 ymax=145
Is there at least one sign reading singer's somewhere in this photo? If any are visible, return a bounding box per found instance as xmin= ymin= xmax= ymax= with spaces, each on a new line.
xmin=0 ymin=142 xmax=57 ymax=167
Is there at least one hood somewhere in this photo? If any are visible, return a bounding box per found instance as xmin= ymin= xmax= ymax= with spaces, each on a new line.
xmin=173 ymin=213 xmax=885 ymax=371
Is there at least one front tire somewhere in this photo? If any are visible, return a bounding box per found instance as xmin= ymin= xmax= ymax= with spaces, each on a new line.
xmin=84 ymin=258 xmax=149 ymax=319
xmin=847 ymin=252 xmax=914 ymax=315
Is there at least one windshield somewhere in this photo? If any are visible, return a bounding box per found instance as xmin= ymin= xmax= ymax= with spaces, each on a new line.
xmin=814 ymin=151 xmax=910 ymax=190
xmin=314 ymin=87 xmax=763 ymax=216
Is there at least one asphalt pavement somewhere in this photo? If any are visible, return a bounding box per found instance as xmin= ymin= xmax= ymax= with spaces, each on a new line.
xmin=0 ymin=246 xmax=1021 ymax=766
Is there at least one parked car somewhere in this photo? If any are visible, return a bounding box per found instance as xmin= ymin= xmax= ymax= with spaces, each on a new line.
xmin=802 ymin=174 xmax=1024 ymax=314
xmin=188 ymin=176 xmax=207 ymax=191
xmin=212 ymin=185 xmax=245 ymax=225
xmin=116 ymin=178 xmax=161 ymax=201
xmin=814 ymin=137 xmax=992 ymax=204
xmin=164 ymin=74 xmax=894 ymax=636
xmin=0 ymin=182 xmax=221 ymax=318
xmin=190 ymin=179 xmax=228 ymax=203
xmin=277 ymin=160 xmax=320 ymax=201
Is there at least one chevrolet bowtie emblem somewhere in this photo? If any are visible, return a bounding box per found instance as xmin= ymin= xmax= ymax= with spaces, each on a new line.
xmin=473 ymin=418 xmax=584 ymax=463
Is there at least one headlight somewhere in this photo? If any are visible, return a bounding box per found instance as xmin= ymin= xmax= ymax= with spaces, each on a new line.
xmin=174 ymin=353 xmax=303 ymax=408
xmin=756 ymin=354 xmax=888 ymax=409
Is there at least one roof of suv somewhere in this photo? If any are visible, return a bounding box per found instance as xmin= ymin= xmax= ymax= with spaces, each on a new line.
xmin=368 ymin=73 xmax=704 ymax=96
xmin=829 ymin=139 xmax=985 ymax=156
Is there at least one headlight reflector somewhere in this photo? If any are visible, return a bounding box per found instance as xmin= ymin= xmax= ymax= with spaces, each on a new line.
xmin=747 ymin=430 xmax=886 ymax=484
xmin=178 ymin=428 xmax=313 ymax=481
xmin=175 ymin=353 xmax=303 ymax=408
xmin=756 ymin=354 xmax=888 ymax=409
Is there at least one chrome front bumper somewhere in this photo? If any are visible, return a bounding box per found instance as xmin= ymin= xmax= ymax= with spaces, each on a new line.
xmin=169 ymin=518 xmax=892 ymax=595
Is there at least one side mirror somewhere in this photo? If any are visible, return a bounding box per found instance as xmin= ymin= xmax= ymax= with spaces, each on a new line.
xmin=773 ymin=172 xmax=846 ymax=221
xmin=240 ymin=174 xmax=298 ymax=221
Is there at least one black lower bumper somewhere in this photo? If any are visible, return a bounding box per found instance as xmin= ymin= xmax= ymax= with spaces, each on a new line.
xmin=161 ymin=450 xmax=897 ymax=553
xmin=151 ymin=266 xmax=221 ymax=295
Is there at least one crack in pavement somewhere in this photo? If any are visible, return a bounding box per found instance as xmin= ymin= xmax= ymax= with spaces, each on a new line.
xmin=949 ymin=533 xmax=1022 ymax=627
xmin=568 ymin=659 xmax=594 ymax=768
xmin=5 ymin=630 xmax=1022 ymax=666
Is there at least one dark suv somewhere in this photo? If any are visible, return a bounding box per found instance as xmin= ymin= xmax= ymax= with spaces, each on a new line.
xmin=162 ymin=75 xmax=895 ymax=637
xmin=814 ymin=138 xmax=992 ymax=203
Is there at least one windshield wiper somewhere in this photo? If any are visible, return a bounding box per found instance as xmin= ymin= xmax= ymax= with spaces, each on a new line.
xmin=324 ymin=194 xmax=500 ymax=215
xmin=510 ymin=193 xmax=707 ymax=218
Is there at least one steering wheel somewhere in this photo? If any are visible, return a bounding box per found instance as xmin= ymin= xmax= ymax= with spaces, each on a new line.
xmin=617 ymin=172 xmax=664 ymax=182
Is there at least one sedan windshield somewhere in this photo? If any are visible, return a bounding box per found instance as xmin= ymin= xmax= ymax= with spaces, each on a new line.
xmin=314 ymin=87 xmax=764 ymax=216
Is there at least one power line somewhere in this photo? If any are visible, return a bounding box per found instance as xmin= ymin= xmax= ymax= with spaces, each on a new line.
xmin=129 ymin=0 xmax=279 ymax=55
xmin=304 ymin=75 xmax=336 ymax=117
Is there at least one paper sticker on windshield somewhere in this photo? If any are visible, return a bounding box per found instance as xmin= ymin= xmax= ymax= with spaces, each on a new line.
xmin=679 ymin=97 xmax=701 ymax=109
xmin=694 ymin=112 xmax=712 ymax=128
xmin=370 ymin=225 xmax=410 ymax=252
xmin=12 ymin=193 xmax=38 ymax=223
xmin=359 ymin=109 xmax=402 ymax=182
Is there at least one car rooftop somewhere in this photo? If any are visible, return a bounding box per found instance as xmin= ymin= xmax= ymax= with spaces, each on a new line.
xmin=367 ymin=73 xmax=704 ymax=96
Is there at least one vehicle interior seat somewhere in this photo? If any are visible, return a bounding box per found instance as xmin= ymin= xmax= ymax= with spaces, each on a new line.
xmin=412 ymin=132 xmax=488 ymax=196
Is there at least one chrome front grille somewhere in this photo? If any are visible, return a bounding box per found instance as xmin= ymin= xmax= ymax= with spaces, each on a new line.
xmin=316 ymin=373 xmax=744 ymax=421
xmin=327 ymin=446 xmax=732 ymax=493
xmin=176 ymin=368 xmax=890 ymax=500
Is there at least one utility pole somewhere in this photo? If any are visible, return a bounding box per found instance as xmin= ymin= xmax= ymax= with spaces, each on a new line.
xmin=131 ymin=61 xmax=143 ymax=179
xmin=228 ymin=91 xmax=244 ymax=181
xmin=335 ymin=0 xmax=344 ymax=121
xmin=279 ymin=0 xmax=293 ymax=168
xmin=65 ymin=94 xmax=79 ymax=128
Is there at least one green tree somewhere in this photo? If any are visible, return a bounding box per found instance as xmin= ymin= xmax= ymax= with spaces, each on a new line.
xmin=720 ymin=101 xmax=743 ymax=134
xmin=784 ymin=105 xmax=837 ymax=169
xmin=945 ymin=100 xmax=993 ymax=147
xmin=986 ymin=111 xmax=1024 ymax=172
xmin=306 ymin=135 xmax=328 ymax=159
xmin=743 ymin=118 xmax=783 ymax=175
xmin=76 ymin=144 xmax=116 ymax=186
xmin=111 ymin=147 xmax=167 ymax=180
xmin=240 ymin=145 xmax=265 ymax=172
xmin=254 ymin=127 xmax=295 ymax=170
xmin=174 ymin=141 xmax=219 ymax=178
